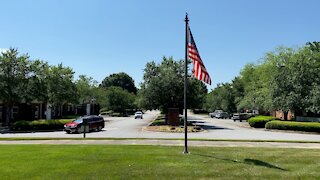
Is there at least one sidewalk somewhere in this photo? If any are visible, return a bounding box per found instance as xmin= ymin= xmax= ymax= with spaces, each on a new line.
xmin=0 ymin=139 xmax=319 ymax=149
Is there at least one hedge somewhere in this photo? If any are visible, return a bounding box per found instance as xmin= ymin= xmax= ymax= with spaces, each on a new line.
xmin=248 ymin=116 xmax=277 ymax=128
xmin=11 ymin=119 xmax=73 ymax=131
xmin=266 ymin=121 xmax=320 ymax=133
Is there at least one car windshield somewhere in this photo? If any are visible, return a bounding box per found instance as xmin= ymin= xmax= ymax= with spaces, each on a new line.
xmin=73 ymin=119 xmax=83 ymax=123
xmin=135 ymin=112 xmax=142 ymax=114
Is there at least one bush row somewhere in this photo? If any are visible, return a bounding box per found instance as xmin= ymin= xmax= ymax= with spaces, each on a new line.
xmin=266 ymin=121 xmax=320 ymax=133
xmin=11 ymin=119 xmax=73 ymax=131
xmin=248 ymin=116 xmax=277 ymax=128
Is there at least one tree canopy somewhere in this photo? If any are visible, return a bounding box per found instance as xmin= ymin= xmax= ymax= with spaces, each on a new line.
xmin=139 ymin=56 xmax=207 ymax=113
xmin=104 ymin=86 xmax=136 ymax=113
xmin=100 ymin=72 xmax=137 ymax=94
xmin=205 ymin=42 xmax=320 ymax=118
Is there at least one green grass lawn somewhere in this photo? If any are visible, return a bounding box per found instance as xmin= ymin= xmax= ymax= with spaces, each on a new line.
xmin=0 ymin=145 xmax=319 ymax=179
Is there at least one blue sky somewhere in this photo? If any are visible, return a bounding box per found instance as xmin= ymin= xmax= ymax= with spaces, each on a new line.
xmin=1 ymin=0 xmax=319 ymax=90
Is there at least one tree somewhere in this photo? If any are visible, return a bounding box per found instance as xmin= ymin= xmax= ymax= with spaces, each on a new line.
xmin=27 ymin=59 xmax=50 ymax=102
xmin=270 ymin=46 xmax=320 ymax=117
xmin=187 ymin=78 xmax=208 ymax=110
xmin=104 ymin=86 xmax=136 ymax=114
xmin=204 ymin=83 xmax=236 ymax=113
xmin=46 ymin=64 xmax=78 ymax=117
xmin=75 ymin=75 xmax=99 ymax=104
xmin=139 ymin=56 xmax=208 ymax=114
xmin=100 ymin=72 xmax=137 ymax=94
xmin=0 ymin=48 xmax=31 ymax=125
xmin=75 ymin=75 xmax=110 ymax=114
xmin=306 ymin=41 xmax=320 ymax=52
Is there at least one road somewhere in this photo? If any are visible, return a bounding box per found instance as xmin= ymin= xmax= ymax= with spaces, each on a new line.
xmin=1 ymin=111 xmax=320 ymax=141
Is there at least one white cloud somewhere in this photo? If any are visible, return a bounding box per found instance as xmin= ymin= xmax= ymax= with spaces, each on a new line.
xmin=0 ymin=48 xmax=9 ymax=53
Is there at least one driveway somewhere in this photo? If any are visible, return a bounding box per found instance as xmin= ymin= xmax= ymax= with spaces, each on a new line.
xmin=1 ymin=111 xmax=319 ymax=141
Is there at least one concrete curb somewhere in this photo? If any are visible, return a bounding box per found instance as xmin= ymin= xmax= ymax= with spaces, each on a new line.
xmin=0 ymin=139 xmax=319 ymax=149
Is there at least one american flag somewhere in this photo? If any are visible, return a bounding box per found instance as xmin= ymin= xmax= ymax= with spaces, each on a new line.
xmin=187 ymin=27 xmax=211 ymax=85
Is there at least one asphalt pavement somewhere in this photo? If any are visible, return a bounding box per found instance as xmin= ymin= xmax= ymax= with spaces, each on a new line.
xmin=0 ymin=110 xmax=319 ymax=143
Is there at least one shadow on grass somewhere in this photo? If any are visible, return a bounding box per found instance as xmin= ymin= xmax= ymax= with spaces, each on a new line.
xmin=243 ymin=158 xmax=287 ymax=171
xmin=192 ymin=153 xmax=288 ymax=171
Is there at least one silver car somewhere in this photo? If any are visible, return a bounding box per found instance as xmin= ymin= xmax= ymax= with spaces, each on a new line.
xmin=215 ymin=112 xmax=229 ymax=119
xmin=134 ymin=111 xmax=143 ymax=119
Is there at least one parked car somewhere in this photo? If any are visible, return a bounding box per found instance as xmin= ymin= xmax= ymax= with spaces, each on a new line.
xmin=232 ymin=113 xmax=241 ymax=122
xmin=232 ymin=113 xmax=253 ymax=122
xmin=215 ymin=112 xmax=229 ymax=119
xmin=64 ymin=115 xmax=105 ymax=134
xmin=134 ymin=111 xmax=143 ymax=119
xmin=209 ymin=110 xmax=223 ymax=118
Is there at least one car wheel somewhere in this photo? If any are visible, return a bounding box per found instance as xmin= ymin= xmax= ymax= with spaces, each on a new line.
xmin=240 ymin=120 xmax=242 ymax=122
xmin=66 ymin=131 xmax=71 ymax=134
xmin=77 ymin=127 xmax=81 ymax=134
xmin=233 ymin=120 xmax=235 ymax=122
xmin=98 ymin=126 xmax=102 ymax=131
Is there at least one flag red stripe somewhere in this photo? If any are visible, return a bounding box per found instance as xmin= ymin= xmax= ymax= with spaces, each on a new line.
xmin=187 ymin=27 xmax=211 ymax=85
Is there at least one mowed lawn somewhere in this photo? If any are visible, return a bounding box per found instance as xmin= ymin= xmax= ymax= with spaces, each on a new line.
xmin=0 ymin=145 xmax=319 ymax=179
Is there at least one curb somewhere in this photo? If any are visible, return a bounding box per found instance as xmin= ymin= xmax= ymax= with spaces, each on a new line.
xmin=0 ymin=139 xmax=319 ymax=149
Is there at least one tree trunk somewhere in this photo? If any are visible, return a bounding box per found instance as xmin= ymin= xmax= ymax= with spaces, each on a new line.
xmin=4 ymin=104 xmax=13 ymax=126
xmin=60 ymin=104 xmax=63 ymax=118
xmin=283 ymin=111 xmax=288 ymax=121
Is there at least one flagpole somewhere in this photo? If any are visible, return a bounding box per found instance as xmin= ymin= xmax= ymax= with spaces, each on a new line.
xmin=184 ymin=13 xmax=189 ymax=154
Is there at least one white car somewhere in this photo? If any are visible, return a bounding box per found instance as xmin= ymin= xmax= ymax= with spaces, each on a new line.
xmin=134 ymin=111 xmax=143 ymax=119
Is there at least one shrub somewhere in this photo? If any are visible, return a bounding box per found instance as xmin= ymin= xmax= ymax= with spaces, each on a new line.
xmin=193 ymin=109 xmax=208 ymax=114
xmin=266 ymin=121 xmax=320 ymax=133
xmin=99 ymin=108 xmax=109 ymax=113
xmin=248 ymin=116 xmax=277 ymax=128
xmin=10 ymin=120 xmax=31 ymax=131
xmin=11 ymin=119 xmax=73 ymax=131
xmin=112 ymin=112 xmax=120 ymax=117
xmin=150 ymin=119 xmax=166 ymax=126
xmin=62 ymin=115 xmax=80 ymax=119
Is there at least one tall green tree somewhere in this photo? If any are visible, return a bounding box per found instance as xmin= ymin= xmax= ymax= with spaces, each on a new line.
xmin=46 ymin=64 xmax=78 ymax=107
xmin=27 ymin=59 xmax=50 ymax=102
xmin=101 ymin=72 xmax=137 ymax=94
xmin=104 ymin=86 xmax=136 ymax=113
xmin=75 ymin=75 xmax=98 ymax=104
xmin=0 ymin=48 xmax=31 ymax=125
xmin=205 ymin=83 xmax=236 ymax=113
xmin=139 ymin=56 xmax=207 ymax=113
xmin=306 ymin=41 xmax=320 ymax=52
